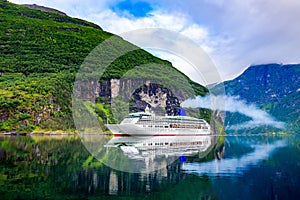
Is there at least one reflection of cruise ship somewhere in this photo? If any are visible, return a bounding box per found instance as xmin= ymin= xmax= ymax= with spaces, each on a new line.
xmin=104 ymin=135 xmax=213 ymax=160
xmin=106 ymin=112 xmax=211 ymax=136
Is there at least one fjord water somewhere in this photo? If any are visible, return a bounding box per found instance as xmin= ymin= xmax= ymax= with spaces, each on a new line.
xmin=0 ymin=133 xmax=299 ymax=199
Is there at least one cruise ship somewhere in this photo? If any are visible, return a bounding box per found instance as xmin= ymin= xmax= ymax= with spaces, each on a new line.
xmin=106 ymin=112 xmax=211 ymax=136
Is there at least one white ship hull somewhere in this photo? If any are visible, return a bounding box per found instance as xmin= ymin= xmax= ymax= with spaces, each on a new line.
xmin=106 ymin=124 xmax=211 ymax=136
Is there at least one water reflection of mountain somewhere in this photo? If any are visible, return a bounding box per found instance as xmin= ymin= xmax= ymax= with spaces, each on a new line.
xmin=1 ymin=135 xmax=298 ymax=199
xmin=0 ymin=135 xmax=222 ymax=198
xmin=182 ymin=140 xmax=286 ymax=176
xmin=103 ymin=135 xmax=216 ymax=173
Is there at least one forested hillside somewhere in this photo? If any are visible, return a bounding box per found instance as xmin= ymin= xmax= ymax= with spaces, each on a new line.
xmin=0 ymin=1 xmax=208 ymax=133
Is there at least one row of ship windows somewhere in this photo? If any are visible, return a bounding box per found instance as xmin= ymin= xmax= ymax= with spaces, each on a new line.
xmin=142 ymin=124 xmax=208 ymax=129
xmin=142 ymin=141 xmax=208 ymax=146
xmin=139 ymin=119 xmax=205 ymax=123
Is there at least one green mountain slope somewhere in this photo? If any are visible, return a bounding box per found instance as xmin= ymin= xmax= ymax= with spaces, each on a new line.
xmin=0 ymin=1 xmax=208 ymax=133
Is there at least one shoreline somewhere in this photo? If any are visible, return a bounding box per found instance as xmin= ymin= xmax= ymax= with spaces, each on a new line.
xmin=0 ymin=132 xmax=77 ymax=136
xmin=0 ymin=131 xmax=113 ymax=136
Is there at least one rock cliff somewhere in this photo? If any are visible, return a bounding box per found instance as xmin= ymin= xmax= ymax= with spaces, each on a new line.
xmin=75 ymin=79 xmax=183 ymax=116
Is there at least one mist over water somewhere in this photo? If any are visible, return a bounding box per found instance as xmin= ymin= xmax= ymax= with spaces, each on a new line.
xmin=181 ymin=95 xmax=286 ymax=130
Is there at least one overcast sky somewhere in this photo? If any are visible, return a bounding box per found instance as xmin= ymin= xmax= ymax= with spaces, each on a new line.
xmin=9 ymin=0 xmax=300 ymax=83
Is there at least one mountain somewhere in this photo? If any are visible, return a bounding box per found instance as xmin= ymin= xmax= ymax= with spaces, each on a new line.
xmin=216 ymin=63 xmax=300 ymax=132
xmin=0 ymin=1 xmax=209 ymax=133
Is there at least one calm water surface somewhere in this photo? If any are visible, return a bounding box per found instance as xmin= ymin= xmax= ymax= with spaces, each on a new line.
xmin=0 ymin=133 xmax=299 ymax=199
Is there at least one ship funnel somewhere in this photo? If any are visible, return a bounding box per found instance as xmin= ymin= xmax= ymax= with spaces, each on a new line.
xmin=178 ymin=108 xmax=186 ymax=116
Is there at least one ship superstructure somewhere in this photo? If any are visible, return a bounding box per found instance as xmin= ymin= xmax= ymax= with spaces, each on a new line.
xmin=106 ymin=112 xmax=211 ymax=136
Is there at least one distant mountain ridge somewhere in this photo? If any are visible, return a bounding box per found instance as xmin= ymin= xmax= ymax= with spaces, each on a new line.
xmin=217 ymin=63 xmax=300 ymax=131
xmin=224 ymin=64 xmax=299 ymax=104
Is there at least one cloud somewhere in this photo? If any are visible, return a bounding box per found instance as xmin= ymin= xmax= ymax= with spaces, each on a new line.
xmin=89 ymin=9 xmax=212 ymax=46
xmin=118 ymin=28 xmax=223 ymax=85
xmin=148 ymin=0 xmax=300 ymax=79
xmin=181 ymin=95 xmax=286 ymax=130
xmin=148 ymin=51 xmax=209 ymax=85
